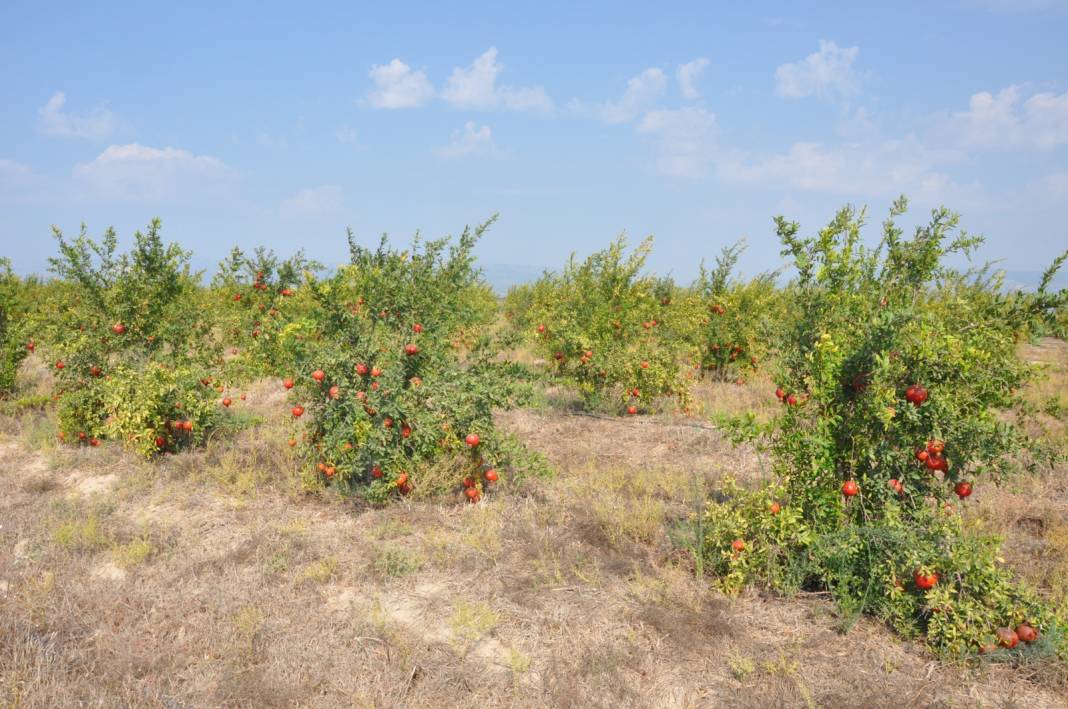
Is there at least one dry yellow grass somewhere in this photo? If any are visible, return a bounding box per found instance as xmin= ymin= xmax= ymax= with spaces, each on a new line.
xmin=0 ymin=343 xmax=1066 ymax=707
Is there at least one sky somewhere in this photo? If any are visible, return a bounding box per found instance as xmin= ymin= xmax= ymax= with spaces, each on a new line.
xmin=1 ymin=0 xmax=1067 ymax=288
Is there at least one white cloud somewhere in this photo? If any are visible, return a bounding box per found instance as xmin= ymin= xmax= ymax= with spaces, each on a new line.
xmin=37 ymin=91 xmax=118 ymax=139
xmin=636 ymin=107 xmax=718 ymax=178
xmin=600 ymin=68 xmax=668 ymax=124
xmin=775 ymin=40 xmax=860 ymax=99
xmin=335 ymin=126 xmax=358 ymax=144
xmin=953 ymin=85 xmax=1068 ymax=150
xmin=717 ymin=137 xmax=960 ymax=201
xmin=72 ymin=143 xmax=229 ymax=200
xmin=434 ymin=122 xmax=497 ymax=158
xmin=280 ymin=185 xmax=344 ymax=216
xmin=440 ymin=48 xmax=552 ymax=112
xmin=366 ymin=59 xmax=434 ymax=109
xmin=677 ymin=58 xmax=710 ymax=100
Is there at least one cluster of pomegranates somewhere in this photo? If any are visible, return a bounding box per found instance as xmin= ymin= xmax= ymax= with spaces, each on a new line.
xmin=774 ymin=387 xmax=803 ymax=407
xmin=981 ymin=623 xmax=1040 ymax=653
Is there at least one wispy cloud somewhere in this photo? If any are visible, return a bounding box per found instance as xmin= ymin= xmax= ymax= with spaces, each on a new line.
xmin=440 ymin=48 xmax=553 ymax=112
xmin=280 ymin=185 xmax=344 ymax=216
xmin=676 ymin=58 xmax=710 ymax=100
xmin=599 ymin=68 xmax=668 ymax=123
xmin=37 ymin=91 xmax=118 ymax=139
xmin=434 ymin=122 xmax=497 ymax=158
xmin=335 ymin=126 xmax=358 ymax=144
xmin=72 ymin=143 xmax=229 ymax=200
xmin=366 ymin=59 xmax=434 ymax=109
xmin=775 ymin=40 xmax=860 ymax=100
xmin=636 ymin=107 xmax=718 ymax=177
xmin=951 ymin=85 xmax=1068 ymax=150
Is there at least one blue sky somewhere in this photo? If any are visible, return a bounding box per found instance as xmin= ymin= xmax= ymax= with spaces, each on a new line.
xmin=2 ymin=0 xmax=1067 ymax=287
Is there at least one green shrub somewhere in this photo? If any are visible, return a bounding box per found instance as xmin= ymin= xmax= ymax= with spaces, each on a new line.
xmin=212 ymin=246 xmax=321 ymax=379
xmin=0 ymin=259 xmax=31 ymax=395
xmin=279 ymin=218 xmax=537 ymax=502
xmin=40 ymin=220 xmax=218 ymax=455
xmin=704 ymin=198 xmax=1068 ymax=658
xmin=520 ymin=235 xmax=689 ymax=413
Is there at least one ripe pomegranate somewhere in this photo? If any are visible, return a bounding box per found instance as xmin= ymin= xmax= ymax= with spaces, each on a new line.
xmin=329 ymin=385 xmax=340 ymax=399
xmin=404 ymin=343 xmax=419 ymax=356
xmin=841 ymin=480 xmax=859 ymax=497
xmin=401 ymin=425 xmax=412 ymax=439
xmin=371 ymin=367 xmax=382 ymax=378
xmin=640 ymin=361 xmax=649 ymax=369
xmin=954 ymin=481 xmax=972 ymax=499
xmin=626 ymin=405 xmax=638 ymax=415
xmin=996 ymin=627 xmax=1019 ymax=649
xmin=536 ymin=324 xmax=546 ymax=334
xmin=89 ymin=438 xmax=100 ymax=447
xmin=769 ymin=502 xmax=781 ymax=515
xmin=396 ymin=472 xmax=409 ymax=488
xmin=731 ymin=539 xmax=746 ymax=552
xmin=786 ymin=394 xmax=798 ymax=406
xmin=222 ymin=397 xmax=232 ymax=407
xmin=925 ymin=454 xmax=947 ymax=472
xmin=775 ymin=387 xmax=785 ymax=400
xmin=55 ymin=360 xmax=65 ymax=370
xmin=25 ymin=340 xmax=35 ymax=352
xmin=915 ymin=449 xmax=929 ymax=462
xmin=914 ymin=571 xmax=938 ymax=590
xmin=283 ymin=378 xmax=294 ymax=389
xmin=288 ymin=439 xmax=297 ymax=447
xmin=927 ymin=440 xmax=945 ymax=455
xmin=312 ymin=369 xmax=325 ymax=383
xmin=325 ymin=466 xmax=336 ymax=478
xmin=371 ymin=465 xmax=383 ymax=479
xmin=462 ymin=476 xmax=476 ymax=488
xmin=1016 ymin=623 xmax=1038 ymax=644
xmin=383 ymin=417 xmax=393 ymax=429
xmin=465 ymin=433 xmax=480 ymax=448
xmin=356 ymin=363 xmax=369 ymax=376
xmin=291 ymin=405 xmax=304 ymax=417
xmin=905 ymin=384 xmax=928 ymax=406
xmin=465 ymin=487 xmax=481 ymax=502
xmin=111 ymin=322 xmax=126 ymax=335
xmin=412 ymin=323 xmax=423 ymax=333
xmin=484 ymin=469 xmax=499 ymax=483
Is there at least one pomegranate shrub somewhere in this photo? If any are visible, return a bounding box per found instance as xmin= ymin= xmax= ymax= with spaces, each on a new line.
xmin=212 ymin=246 xmax=321 ymax=379
xmin=519 ymin=235 xmax=689 ymax=414
xmin=0 ymin=258 xmax=32 ymax=395
xmin=704 ymin=199 xmax=1068 ymax=658
xmin=279 ymin=219 xmax=540 ymax=503
xmin=40 ymin=221 xmax=219 ymax=457
xmin=679 ymin=240 xmax=782 ymax=383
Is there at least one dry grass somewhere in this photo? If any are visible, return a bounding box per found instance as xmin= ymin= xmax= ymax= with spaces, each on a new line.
xmin=1 ymin=346 xmax=1067 ymax=707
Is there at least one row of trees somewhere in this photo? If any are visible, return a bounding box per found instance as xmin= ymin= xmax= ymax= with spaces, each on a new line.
xmin=1 ymin=200 xmax=1066 ymax=659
